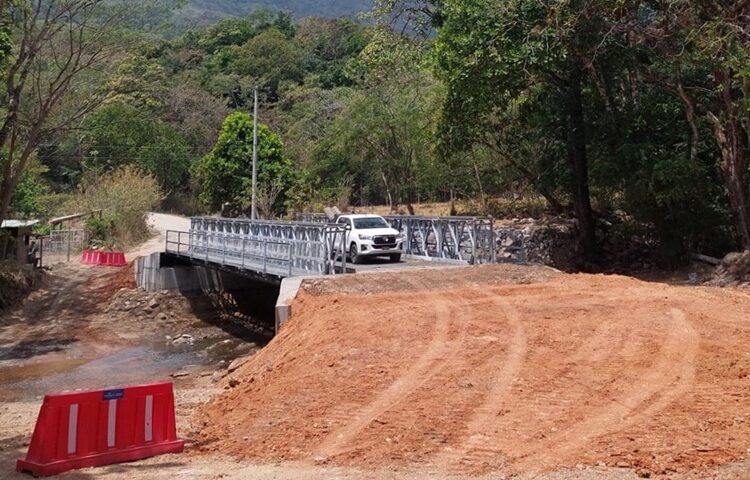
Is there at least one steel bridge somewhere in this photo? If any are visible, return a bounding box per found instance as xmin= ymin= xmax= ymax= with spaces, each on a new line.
xmin=165 ymin=217 xmax=349 ymax=279
xmin=165 ymin=213 xmax=502 ymax=280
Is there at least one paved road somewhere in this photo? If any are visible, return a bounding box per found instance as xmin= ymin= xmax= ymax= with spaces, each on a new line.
xmin=348 ymin=256 xmax=455 ymax=274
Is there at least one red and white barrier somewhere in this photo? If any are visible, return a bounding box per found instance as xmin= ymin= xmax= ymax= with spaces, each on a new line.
xmin=99 ymin=251 xmax=127 ymax=267
xmin=80 ymin=250 xmax=103 ymax=265
xmin=80 ymin=250 xmax=127 ymax=267
xmin=16 ymin=382 xmax=184 ymax=477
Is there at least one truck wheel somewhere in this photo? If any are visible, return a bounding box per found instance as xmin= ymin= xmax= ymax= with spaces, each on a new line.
xmin=390 ymin=253 xmax=402 ymax=263
xmin=350 ymin=243 xmax=362 ymax=264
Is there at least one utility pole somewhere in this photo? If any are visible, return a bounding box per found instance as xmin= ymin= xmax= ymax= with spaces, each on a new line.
xmin=251 ymin=86 xmax=259 ymax=220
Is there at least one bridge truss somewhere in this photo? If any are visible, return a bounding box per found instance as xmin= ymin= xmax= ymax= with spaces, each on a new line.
xmin=296 ymin=213 xmax=497 ymax=264
xmin=166 ymin=217 xmax=349 ymax=277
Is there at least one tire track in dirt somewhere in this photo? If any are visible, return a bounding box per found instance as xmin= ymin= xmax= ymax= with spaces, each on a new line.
xmin=330 ymin=293 xmax=518 ymax=463
xmin=312 ymin=290 xmax=468 ymax=460
xmin=511 ymin=307 xmax=699 ymax=471
xmin=432 ymin=291 xmax=527 ymax=470
xmin=432 ymin=287 xmax=660 ymax=472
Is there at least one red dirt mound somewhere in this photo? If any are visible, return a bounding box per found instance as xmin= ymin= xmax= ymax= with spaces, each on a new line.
xmin=197 ymin=269 xmax=750 ymax=477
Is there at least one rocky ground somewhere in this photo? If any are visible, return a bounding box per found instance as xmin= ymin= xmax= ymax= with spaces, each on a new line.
xmin=708 ymin=251 xmax=750 ymax=287
xmin=0 ymin=261 xmax=266 ymax=479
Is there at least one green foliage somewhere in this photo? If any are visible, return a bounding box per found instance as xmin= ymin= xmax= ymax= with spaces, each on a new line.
xmin=313 ymin=30 xmax=443 ymax=212
xmin=86 ymin=215 xmax=116 ymax=244
xmin=79 ymin=102 xmax=192 ymax=192
xmin=194 ymin=112 xmax=299 ymax=215
xmin=10 ymin=160 xmax=49 ymax=218
xmin=8 ymin=0 xmax=750 ymax=266
xmin=108 ymin=55 xmax=169 ymax=110
xmin=0 ymin=28 xmax=11 ymax=76
xmin=32 ymin=223 xmax=51 ymax=236
xmin=296 ymin=17 xmax=368 ymax=88
xmin=176 ymin=1 xmax=372 ymax=27
xmin=66 ymin=166 xmax=162 ymax=248
xmin=233 ymin=28 xmax=305 ymax=98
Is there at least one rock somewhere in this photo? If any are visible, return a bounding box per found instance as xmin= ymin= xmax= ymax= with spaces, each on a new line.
xmin=172 ymin=334 xmax=194 ymax=345
xmin=158 ymin=313 xmax=168 ymax=321
xmin=227 ymin=356 xmax=250 ymax=374
xmin=148 ymin=298 xmax=159 ymax=309
xmin=170 ymin=371 xmax=190 ymax=378
xmin=228 ymin=378 xmax=240 ymax=388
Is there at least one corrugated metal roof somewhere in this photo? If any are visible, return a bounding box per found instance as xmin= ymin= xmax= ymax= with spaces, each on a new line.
xmin=1 ymin=219 xmax=40 ymax=229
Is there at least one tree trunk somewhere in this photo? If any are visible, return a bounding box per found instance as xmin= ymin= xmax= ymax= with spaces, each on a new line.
xmin=473 ymin=160 xmax=487 ymax=214
xmin=406 ymin=201 xmax=415 ymax=216
xmin=381 ymin=171 xmax=394 ymax=213
xmin=565 ymin=73 xmax=596 ymax=259
xmin=708 ymin=109 xmax=750 ymax=249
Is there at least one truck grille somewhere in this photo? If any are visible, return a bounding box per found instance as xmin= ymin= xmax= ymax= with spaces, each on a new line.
xmin=373 ymin=236 xmax=395 ymax=245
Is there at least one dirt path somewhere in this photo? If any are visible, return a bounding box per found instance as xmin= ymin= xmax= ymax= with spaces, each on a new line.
xmin=199 ymin=267 xmax=750 ymax=479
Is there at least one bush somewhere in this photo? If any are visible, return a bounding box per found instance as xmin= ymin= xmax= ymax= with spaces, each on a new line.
xmin=86 ymin=215 xmax=116 ymax=248
xmin=55 ymin=166 xmax=162 ymax=249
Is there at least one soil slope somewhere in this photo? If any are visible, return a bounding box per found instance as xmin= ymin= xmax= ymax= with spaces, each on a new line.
xmin=198 ymin=265 xmax=750 ymax=478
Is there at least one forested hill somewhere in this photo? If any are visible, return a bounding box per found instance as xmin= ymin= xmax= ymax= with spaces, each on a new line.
xmin=182 ymin=0 xmax=373 ymax=22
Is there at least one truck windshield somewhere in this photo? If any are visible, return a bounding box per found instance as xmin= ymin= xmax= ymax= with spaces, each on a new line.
xmin=354 ymin=217 xmax=389 ymax=229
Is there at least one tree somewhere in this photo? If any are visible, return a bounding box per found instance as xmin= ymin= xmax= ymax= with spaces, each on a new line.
xmin=193 ymin=112 xmax=298 ymax=215
xmin=430 ymin=0 xmax=611 ymax=258
xmin=318 ymin=31 xmax=442 ymax=214
xmin=0 ymin=0 xmax=135 ymax=224
xmin=160 ymin=83 xmax=230 ymax=156
xmin=295 ymin=17 xmax=368 ymax=88
xmin=10 ymin=157 xmax=48 ymax=218
xmin=78 ymin=102 xmax=192 ymax=192
xmin=233 ymin=28 xmax=305 ymax=100
xmin=623 ymin=1 xmax=750 ymax=250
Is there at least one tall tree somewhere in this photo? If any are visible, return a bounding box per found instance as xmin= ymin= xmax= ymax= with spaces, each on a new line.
xmin=626 ymin=1 xmax=750 ymax=249
xmin=319 ymin=30 xmax=442 ymax=214
xmin=194 ymin=112 xmax=298 ymax=215
xmin=0 ymin=0 xmax=134 ymax=222
xmin=431 ymin=0 xmax=606 ymax=258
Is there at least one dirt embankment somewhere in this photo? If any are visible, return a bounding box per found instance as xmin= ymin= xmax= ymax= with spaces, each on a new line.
xmin=0 ymin=263 xmax=43 ymax=310
xmin=198 ymin=265 xmax=750 ymax=478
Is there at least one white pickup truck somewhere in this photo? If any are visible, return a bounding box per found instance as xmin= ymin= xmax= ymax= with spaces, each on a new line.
xmin=335 ymin=214 xmax=403 ymax=264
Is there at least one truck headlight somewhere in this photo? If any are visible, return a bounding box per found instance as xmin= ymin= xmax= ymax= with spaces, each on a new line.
xmin=359 ymin=234 xmax=373 ymax=240
xmin=396 ymin=234 xmax=403 ymax=240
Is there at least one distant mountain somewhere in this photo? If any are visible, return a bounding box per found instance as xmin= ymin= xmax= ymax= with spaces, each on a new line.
xmin=183 ymin=1 xmax=373 ymax=22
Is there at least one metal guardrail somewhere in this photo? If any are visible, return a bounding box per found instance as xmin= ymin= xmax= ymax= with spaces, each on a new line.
xmin=166 ymin=230 xmax=296 ymax=277
xmin=174 ymin=217 xmax=350 ymax=276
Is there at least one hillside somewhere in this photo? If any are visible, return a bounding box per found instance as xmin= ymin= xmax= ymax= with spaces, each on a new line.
xmin=182 ymin=0 xmax=373 ymax=23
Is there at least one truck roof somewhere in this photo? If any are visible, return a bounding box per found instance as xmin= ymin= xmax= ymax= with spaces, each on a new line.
xmin=339 ymin=214 xmax=385 ymax=219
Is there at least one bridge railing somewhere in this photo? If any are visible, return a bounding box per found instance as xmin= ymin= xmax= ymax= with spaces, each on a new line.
xmin=184 ymin=217 xmax=349 ymax=276
xmin=166 ymin=230 xmax=296 ymax=277
xmin=384 ymin=216 xmax=496 ymax=265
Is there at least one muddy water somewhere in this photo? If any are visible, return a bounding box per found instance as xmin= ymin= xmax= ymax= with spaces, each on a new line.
xmin=0 ymin=333 xmax=257 ymax=402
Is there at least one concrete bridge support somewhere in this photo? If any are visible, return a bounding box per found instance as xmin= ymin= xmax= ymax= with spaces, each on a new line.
xmin=134 ymin=253 xmax=281 ymax=335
